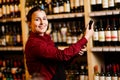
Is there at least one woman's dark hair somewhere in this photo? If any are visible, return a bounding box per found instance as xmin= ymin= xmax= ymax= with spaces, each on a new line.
xmin=26 ymin=6 xmax=44 ymax=22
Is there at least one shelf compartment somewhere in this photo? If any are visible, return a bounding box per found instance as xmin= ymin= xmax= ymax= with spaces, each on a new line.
xmin=89 ymin=10 xmax=120 ymax=17
xmin=47 ymin=13 xmax=84 ymax=19
xmin=0 ymin=46 xmax=23 ymax=51
xmin=0 ymin=18 xmax=21 ymax=22
xmin=91 ymin=46 xmax=120 ymax=52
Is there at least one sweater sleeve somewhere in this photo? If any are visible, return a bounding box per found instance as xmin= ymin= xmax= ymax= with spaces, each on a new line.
xmin=26 ymin=37 xmax=87 ymax=61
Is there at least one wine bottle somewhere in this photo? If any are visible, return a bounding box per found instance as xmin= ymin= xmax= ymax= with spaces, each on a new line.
xmin=112 ymin=64 xmax=118 ymax=80
xmin=70 ymin=0 xmax=75 ymax=13
xmin=0 ymin=0 xmax=2 ymax=19
xmin=61 ymin=22 xmax=67 ymax=46
xmin=79 ymin=0 xmax=84 ymax=12
xmin=71 ymin=21 xmax=77 ymax=44
xmin=96 ymin=0 xmax=102 ymax=11
xmin=9 ymin=0 xmax=15 ymax=18
xmin=108 ymin=0 xmax=115 ymax=10
xmin=74 ymin=0 xmax=80 ymax=12
xmin=93 ymin=22 xmax=99 ymax=47
xmin=106 ymin=64 xmax=112 ymax=80
xmin=90 ymin=0 xmax=96 ymax=11
xmin=64 ymin=0 xmax=70 ymax=13
xmin=94 ymin=65 xmax=100 ymax=80
xmin=58 ymin=0 xmax=64 ymax=14
xmin=111 ymin=17 xmax=118 ymax=46
xmin=79 ymin=65 xmax=85 ymax=80
xmin=66 ymin=22 xmax=72 ymax=45
xmin=98 ymin=19 xmax=105 ymax=46
xmin=105 ymin=18 xmax=111 ymax=46
xmin=99 ymin=64 xmax=105 ymax=80
xmin=115 ymin=0 xmax=120 ymax=10
xmin=2 ymin=0 xmax=7 ymax=18
xmin=52 ymin=0 xmax=59 ymax=14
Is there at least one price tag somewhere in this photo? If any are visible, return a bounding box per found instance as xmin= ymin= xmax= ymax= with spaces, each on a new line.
xmin=103 ymin=47 xmax=109 ymax=52
xmin=109 ymin=47 xmax=115 ymax=52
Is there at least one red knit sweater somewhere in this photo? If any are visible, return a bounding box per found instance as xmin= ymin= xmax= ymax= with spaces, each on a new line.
xmin=25 ymin=32 xmax=87 ymax=80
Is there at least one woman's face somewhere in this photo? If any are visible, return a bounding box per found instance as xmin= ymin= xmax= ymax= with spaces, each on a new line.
xmin=30 ymin=10 xmax=48 ymax=36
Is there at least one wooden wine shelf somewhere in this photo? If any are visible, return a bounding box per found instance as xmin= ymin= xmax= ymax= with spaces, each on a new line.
xmin=91 ymin=46 xmax=120 ymax=52
xmin=0 ymin=46 xmax=23 ymax=51
xmin=89 ymin=10 xmax=120 ymax=17
xmin=0 ymin=18 xmax=21 ymax=22
xmin=47 ymin=12 xmax=84 ymax=19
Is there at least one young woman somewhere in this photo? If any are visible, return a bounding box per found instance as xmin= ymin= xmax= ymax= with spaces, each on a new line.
xmin=25 ymin=6 xmax=94 ymax=80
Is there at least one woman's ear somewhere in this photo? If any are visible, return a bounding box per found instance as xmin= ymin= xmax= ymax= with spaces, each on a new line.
xmin=28 ymin=22 xmax=31 ymax=28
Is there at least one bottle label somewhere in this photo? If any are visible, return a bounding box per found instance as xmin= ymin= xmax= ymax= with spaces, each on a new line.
xmin=80 ymin=0 xmax=84 ymax=6
xmin=105 ymin=31 xmax=111 ymax=41
xmin=100 ymin=76 xmax=105 ymax=80
xmin=17 ymin=35 xmax=21 ymax=43
xmin=64 ymin=3 xmax=70 ymax=12
xmin=102 ymin=0 xmax=109 ymax=8
xmin=112 ymin=77 xmax=118 ymax=80
xmin=109 ymin=0 xmax=114 ymax=7
xmin=72 ymin=36 xmax=77 ymax=44
xmin=57 ymin=32 xmax=62 ymax=42
xmin=53 ymin=7 xmax=59 ymax=13
xmin=2 ymin=5 xmax=6 ymax=15
xmin=59 ymin=6 xmax=64 ymax=13
xmin=6 ymin=5 xmax=10 ymax=15
xmin=93 ymin=31 xmax=99 ymax=41
xmin=111 ymin=31 xmax=118 ymax=41
xmin=52 ymin=32 xmax=57 ymax=42
xmin=70 ymin=0 xmax=74 ymax=8
xmin=0 ymin=8 xmax=2 ymax=17
xmin=67 ymin=36 xmax=72 ymax=44
xmin=91 ymin=0 xmax=96 ymax=5
xmin=98 ymin=31 xmax=105 ymax=41
xmin=106 ymin=77 xmax=111 ymax=80
xmin=118 ymin=30 xmax=120 ymax=41
xmin=97 ymin=0 xmax=102 ymax=4
xmin=115 ymin=0 xmax=120 ymax=3
xmin=10 ymin=4 xmax=14 ymax=13
xmin=94 ymin=76 xmax=99 ymax=80
xmin=80 ymin=75 xmax=85 ymax=80
xmin=15 ymin=4 xmax=19 ymax=12
xmin=75 ymin=0 xmax=80 ymax=7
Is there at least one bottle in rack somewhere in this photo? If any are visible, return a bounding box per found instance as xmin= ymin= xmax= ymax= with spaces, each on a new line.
xmin=105 ymin=18 xmax=111 ymax=46
xmin=52 ymin=0 xmax=59 ymax=14
xmin=115 ymin=0 xmax=120 ymax=9
xmin=112 ymin=64 xmax=118 ymax=80
xmin=0 ymin=0 xmax=2 ymax=19
xmin=98 ymin=19 xmax=105 ymax=47
xmin=90 ymin=0 xmax=96 ymax=11
xmin=93 ymin=22 xmax=99 ymax=47
xmin=99 ymin=64 xmax=105 ymax=80
xmin=79 ymin=0 xmax=84 ymax=12
xmin=58 ymin=0 xmax=64 ymax=14
xmin=94 ymin=65 xmax=100 ymax=80
xmin=66 ymin=22 xmax=72 ymax=45
xmin=96 ymin=0 xmax=102 ymax=11
xmin=70 ymin=0 xmax=75 ymax=13
xmin=108 ymin=0 xmax=115 ymax=10
xmin=111 ymin=17 xmax=118 ymax=46
xmin=105 ymin=64 xmax=112 ymax=80
xmin=64 ymin=0 xmax=70 ymax=13
xmin=60 ymin=22 xmax=67 ymax=46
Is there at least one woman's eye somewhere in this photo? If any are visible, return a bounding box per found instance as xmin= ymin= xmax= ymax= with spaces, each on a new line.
xmin=35 ymin=18 xmax=39 ymax=21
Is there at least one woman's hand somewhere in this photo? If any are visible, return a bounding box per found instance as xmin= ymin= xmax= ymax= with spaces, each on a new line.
xmin=78 ymin=45 xmax=86 ymax=55
xmin=84 ymin=21 xmax=94 ymax=40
